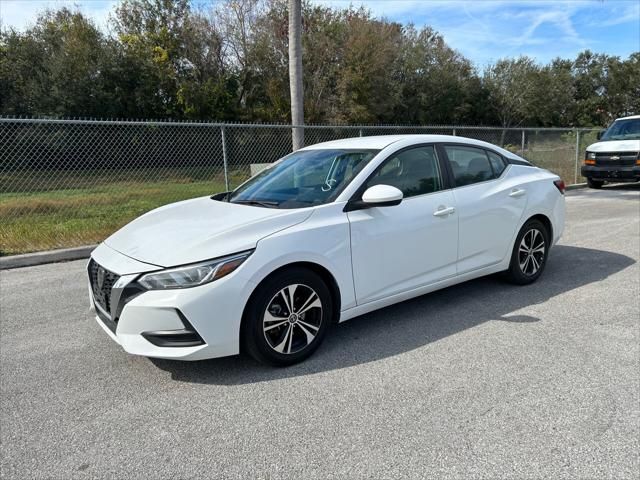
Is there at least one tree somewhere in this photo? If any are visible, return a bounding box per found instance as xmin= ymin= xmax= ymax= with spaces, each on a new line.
xmin=0 ymin=8 xmax=111 ymax=117
xmin=1 ymin=1 xmax=638 ymax=126
xmin=483 ymin=57 xmax=541 ymax=129
xmin=533 ymin=59 xmax=576 ymax=126
xmin=396 ymin=25 xmax=482 ymax=125
xmin=606 ymin=53 xmax=640 ymax=120
xmin=333 ymin=10 xmax=403 ymax=124
xmin=212 ymin=0 xmax=262 ymax=114
xmin=288 ymin=0 xmax=304 ymax=149
xmin=110 ymin=0 xmax=236 ymax=119
xmin=571 ymin=50 xmax=610 ymax=126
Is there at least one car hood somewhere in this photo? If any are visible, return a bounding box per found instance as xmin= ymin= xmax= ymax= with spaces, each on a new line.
xmin=104 ymin=196 xmax=313 ymax=267
xmin=586 ymin=139 xmax=640 ymax=153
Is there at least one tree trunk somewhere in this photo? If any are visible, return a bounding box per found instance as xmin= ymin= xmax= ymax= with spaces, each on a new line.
xmin=288 ymin=0 xmax=304 ymax=150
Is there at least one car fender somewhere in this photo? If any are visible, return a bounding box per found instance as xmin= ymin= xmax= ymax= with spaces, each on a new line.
xmin=505 ymin=177 xmax=565 ymax=266
xmin=244 ymin=203 xmax=356 ymax=312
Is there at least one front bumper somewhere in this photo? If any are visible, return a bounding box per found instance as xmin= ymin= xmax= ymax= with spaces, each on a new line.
xmin=88 ymin=243 xmax=256 ymax=361
xmin=581 ymin=165 xmax=640 ymax=182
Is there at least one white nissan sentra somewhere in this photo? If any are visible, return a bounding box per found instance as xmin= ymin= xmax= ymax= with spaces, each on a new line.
xmin=88 ymin=135 xmax=565 ymax=366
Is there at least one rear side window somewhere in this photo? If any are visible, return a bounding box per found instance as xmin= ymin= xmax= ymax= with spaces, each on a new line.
xmin=366 ymin=145 xmax=442 ymax=198
xmin=444 ymin=145 xmax=495 ymax=187
xmin=487 ymin=151 xmax=507 ymax=176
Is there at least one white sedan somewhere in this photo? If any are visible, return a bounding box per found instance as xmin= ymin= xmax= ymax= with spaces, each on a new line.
xmin=88 ymin=135 xmax=565 ymax=365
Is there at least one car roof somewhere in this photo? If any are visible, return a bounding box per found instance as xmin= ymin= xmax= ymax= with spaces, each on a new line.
xmin=300 ymin=134 xmax=519 ymax=157
xmin=615 ymin=115 xmax=640 ymax=121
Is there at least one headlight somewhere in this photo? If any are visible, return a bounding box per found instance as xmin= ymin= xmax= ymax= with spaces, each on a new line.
xmin=138 ymin=251 xmax=253 ymax=290
xmin=586 ymin=152 xmax=596 ymax=160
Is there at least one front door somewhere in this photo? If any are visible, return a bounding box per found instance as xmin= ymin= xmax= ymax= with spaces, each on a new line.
xmin=347 ymin=145 xmax=458 ymax=304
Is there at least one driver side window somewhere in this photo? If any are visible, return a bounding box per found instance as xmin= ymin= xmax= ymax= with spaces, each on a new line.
xmin=365 ymin=146 xmax=443 ymax=198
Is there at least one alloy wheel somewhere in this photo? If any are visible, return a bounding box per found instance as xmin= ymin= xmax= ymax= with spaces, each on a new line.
xmin=263 ymin=284 xmax=323 ymax=355
xmin=518 ymin=228 xmax=546 ymax=276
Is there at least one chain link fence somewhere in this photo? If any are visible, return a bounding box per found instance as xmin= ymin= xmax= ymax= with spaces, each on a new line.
xmin=0 ymin=118 xmax=599 ymax=255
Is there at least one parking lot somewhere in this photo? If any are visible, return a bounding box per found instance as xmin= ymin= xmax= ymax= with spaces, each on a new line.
xmin=1 ymin=185 xmax=638 ymax=479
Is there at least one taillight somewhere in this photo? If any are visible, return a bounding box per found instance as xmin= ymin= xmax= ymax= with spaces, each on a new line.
xmin=554 ymin=179 xmax=565 ymax=195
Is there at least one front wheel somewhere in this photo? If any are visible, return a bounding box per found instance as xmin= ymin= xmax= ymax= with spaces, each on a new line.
xmin=587 ymin=177 xmax=604 ymax=189
xmin=242 ymin=268 xmax=333 ymax=366
xmin=504 ymin=219 xmax=550 ymax=285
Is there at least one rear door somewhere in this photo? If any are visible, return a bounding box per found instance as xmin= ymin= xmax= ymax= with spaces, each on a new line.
xmin=439 ymin=144 xmax=528 ymax=274
xmin=347 ymin=144 xmax=458 ymax=304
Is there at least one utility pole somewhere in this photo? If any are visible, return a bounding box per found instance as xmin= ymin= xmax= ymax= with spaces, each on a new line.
xmin=288 ymin=0 xmax=304 ymax=150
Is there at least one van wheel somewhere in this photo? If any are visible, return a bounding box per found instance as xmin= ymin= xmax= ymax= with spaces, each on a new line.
xmin=242 ymin=267 xmax=333 ymax=366
xmin=587 ymin=178 xmax=604 ymax=189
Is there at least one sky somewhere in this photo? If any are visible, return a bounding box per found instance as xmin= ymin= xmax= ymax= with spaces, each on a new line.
xmin=1 ymin=0 xmax=638 ymax=67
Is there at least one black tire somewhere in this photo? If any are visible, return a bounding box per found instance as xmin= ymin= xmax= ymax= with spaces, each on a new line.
xmin=504 ymin=219 xmax=550 ymax=285
xmin=587 ymin=177 xmax=604 ymax=189
xmin=242 ymin=267 xmax=333 ymax=366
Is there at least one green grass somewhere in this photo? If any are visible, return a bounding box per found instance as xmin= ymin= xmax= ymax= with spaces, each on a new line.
xmin=525 ymin=149 xmax=579 ymax=183
xmin=0 ymin=176 xmax=233 ymax=255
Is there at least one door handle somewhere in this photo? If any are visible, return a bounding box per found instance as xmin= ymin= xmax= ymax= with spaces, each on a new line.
xmin=433 ymin=206 xmax=456 ymax=217
xmin=509 ymin=188 xmax=526 ymax=198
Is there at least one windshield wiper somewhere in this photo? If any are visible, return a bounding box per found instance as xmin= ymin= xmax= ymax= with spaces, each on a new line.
xmin=231 ymin=199 xmax=280 ymax=208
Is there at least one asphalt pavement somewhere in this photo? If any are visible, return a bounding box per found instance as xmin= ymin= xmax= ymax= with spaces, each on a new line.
xmin=1 ymin=184 xmax=639 ymax=479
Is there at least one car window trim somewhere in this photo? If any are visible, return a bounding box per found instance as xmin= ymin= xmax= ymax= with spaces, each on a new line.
xmin=506 ymin=157 xmax=531 ymax=167
xmin=344 ymin=143 xmax=450 ymax=212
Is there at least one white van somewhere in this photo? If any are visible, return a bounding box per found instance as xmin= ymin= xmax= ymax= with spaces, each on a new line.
xmin=581 ymin=115 xmax=640 ymax=188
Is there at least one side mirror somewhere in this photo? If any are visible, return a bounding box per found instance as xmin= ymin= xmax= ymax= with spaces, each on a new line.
xmin=361 ymin=184 xmax=403 ymax=207
xmin=597 ymin=130 xmax=606 ymax=140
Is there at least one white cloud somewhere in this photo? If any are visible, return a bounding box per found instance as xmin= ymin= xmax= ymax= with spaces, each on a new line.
xmin=512 ymin=9 xmax=583 ymax=47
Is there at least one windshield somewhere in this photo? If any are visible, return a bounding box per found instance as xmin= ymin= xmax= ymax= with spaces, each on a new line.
xmin=601 ymin=119 xmax=640 ymax=141
xmin=227 ymin=149 xmax=379 ymax=209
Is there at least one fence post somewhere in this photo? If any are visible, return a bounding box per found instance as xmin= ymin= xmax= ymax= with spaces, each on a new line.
xmin=521 ymin=129 xmax=526 ymax=155
xmin=359 ymin=128 xmax=363 ymax=137
xmin=574 ymin=129 xmax=580 ymax=185
xmin=221 ymin=125 xmax=230 ymax=191
xmin=452 ymin=128 xmax=456 ymax=136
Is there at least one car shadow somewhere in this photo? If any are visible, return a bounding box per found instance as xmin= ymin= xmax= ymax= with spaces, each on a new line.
xmin=150 ymin=245 xmax=635 ymax=385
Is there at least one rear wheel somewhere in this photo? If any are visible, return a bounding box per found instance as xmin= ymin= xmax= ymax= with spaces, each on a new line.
xmin=242 ymin=267 xmax=333 ymax=366
xmin=504 ymin=219 xmax=550 ymax=285
xmin=587 ymin=177 xmax=604 ymax=189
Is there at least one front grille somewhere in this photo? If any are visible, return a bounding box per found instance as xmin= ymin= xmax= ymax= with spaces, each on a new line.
xmin=88 ymin=259 xmax=120 ymax=317
xmin=595 ymin=151 xmax=638 ymax=166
